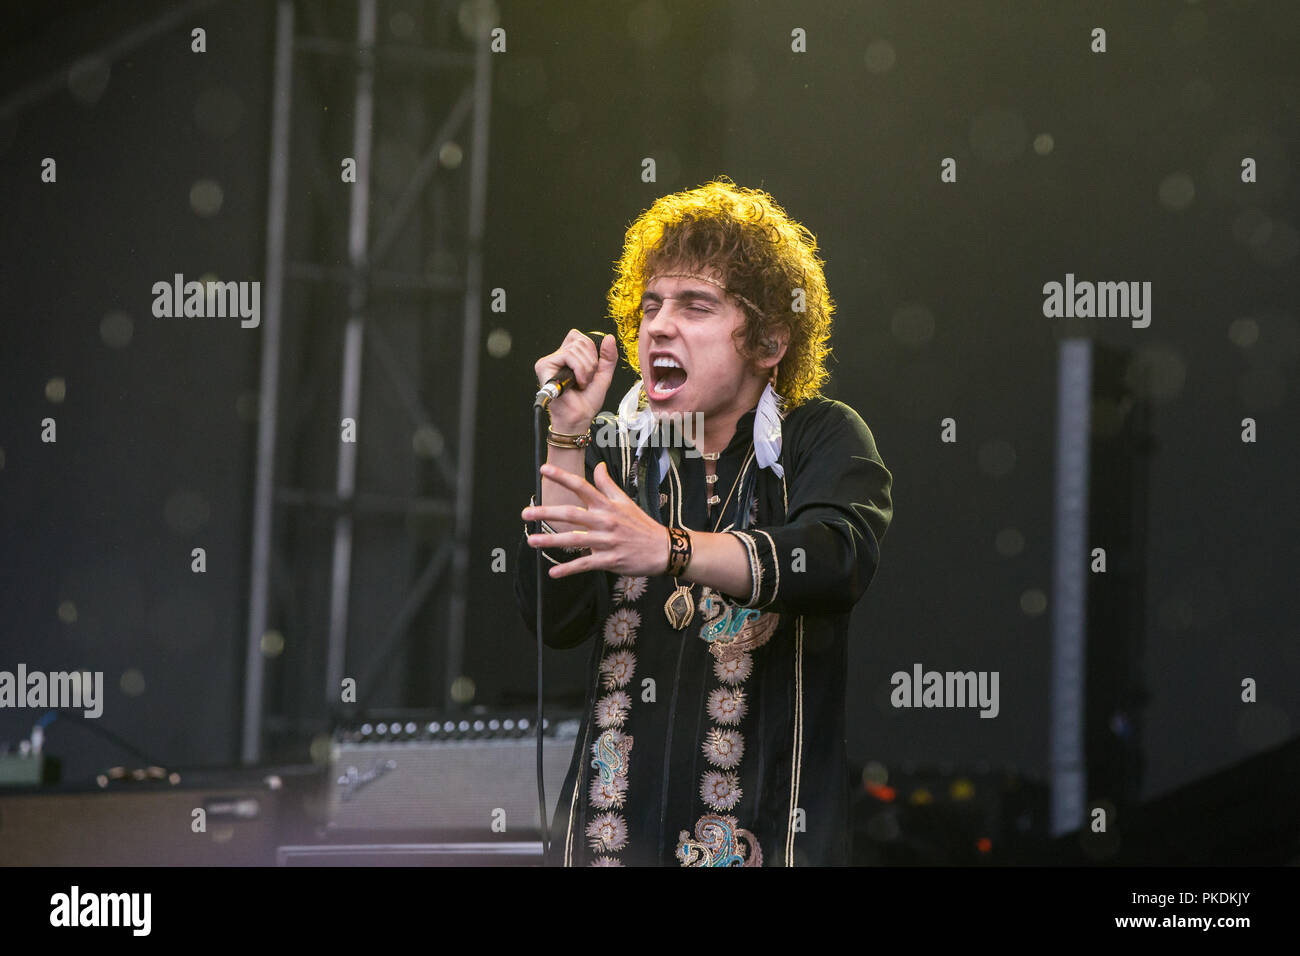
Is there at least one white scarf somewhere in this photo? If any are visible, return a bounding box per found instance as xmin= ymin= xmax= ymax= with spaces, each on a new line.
xmin=616 ymin=379 xmax=786 ymax=482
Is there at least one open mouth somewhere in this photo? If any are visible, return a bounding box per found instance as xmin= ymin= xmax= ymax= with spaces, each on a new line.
xmin=650 ymin=357 xmax=688 ymax=398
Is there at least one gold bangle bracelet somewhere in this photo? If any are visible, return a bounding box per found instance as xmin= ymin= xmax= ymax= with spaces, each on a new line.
xmin=546 ymin=425 xmax=592 ymax=448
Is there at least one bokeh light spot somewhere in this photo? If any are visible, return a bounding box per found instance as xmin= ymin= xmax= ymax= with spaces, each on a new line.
xmin=1124 ymin=346 xmax=1187 ymax=405
xmin=863 ymin=39 xmax=896 ymax=74
xmin=68 ymin=56 xmax=110 ymax=105
xmin=439 ymin=141 xmax=463 ymax=169
xmin=120 ymin=669 xmax=146 ymax=697
xmin=260 ymin=630 xmax=285 ymax=658
xmin=450 ymin=675 xmax=476 ymax=704
xmin=45 ymin=377 xmax=67 ymax=403
xmin=412 ymin=424 xmax=445 ymax=458
xmin=1157 ymin=172 xmax=1195 ymax=211
xmin=190 ymin=179 xmax=224 ymax=217
xmin=1019 ymin=589 xmax=1048 ymax=616
xmin=995 ymin=527 xmax=1025 ymax=558
xmin=1227 ymin=317 xmax=1259 ymax=349
xmin=100 ymin=311 xmax=133 ymax=348
xmin=486 ymin=327 xmax=512 ymax=358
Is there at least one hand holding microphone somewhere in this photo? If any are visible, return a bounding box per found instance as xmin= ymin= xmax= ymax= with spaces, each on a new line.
xmin=533 ymin=330 xmax=618 ymax=431
xmin=527 ymin=329 xmax=671 ymax=577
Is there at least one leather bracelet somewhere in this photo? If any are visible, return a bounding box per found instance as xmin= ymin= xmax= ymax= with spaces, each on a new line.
xmin=666 ymin=526 xmax=692 ymax=577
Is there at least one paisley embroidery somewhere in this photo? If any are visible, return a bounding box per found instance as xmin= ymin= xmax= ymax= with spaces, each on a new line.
xmin=701 ymin=604 xmax=779 ymax=662
xmin=590 ymin=729 xmax=632 ymax=784
xmin=701 ymin=605 xmax=758 ymax=642
xmin=675 ymin=814 xmax=763 ymax=867
xmin=698 ymin=586 xmax=724 ymax=621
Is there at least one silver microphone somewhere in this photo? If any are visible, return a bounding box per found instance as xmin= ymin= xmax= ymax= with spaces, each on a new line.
xmin=534 ymin=367 xmax=577 ymax=409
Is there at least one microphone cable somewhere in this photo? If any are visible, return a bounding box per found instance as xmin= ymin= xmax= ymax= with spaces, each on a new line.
xmin=529 ymin=331 xmax=607 ymax=865
xmin=533 ymin=401 xmax=552 ymax=862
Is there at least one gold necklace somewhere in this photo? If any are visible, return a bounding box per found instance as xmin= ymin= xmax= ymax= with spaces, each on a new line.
xmin=663 ymin=446 xmax=755 ymax=630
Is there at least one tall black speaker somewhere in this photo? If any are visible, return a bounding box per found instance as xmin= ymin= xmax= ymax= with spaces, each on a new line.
xmin=1084 ymin=343 xmax=1154 ymax=812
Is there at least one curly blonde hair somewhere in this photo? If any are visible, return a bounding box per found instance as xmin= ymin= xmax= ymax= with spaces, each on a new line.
xmin=607 ymin=176 xmax=835 ymax=408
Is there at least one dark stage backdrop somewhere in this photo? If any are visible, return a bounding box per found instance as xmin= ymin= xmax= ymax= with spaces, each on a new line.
xmin=1 ymin=0 xmax=1297 ymax=807
xmin=1 ymin=1 xmax=276 ymax=777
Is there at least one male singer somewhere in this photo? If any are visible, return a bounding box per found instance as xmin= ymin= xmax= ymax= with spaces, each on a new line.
xmin=516 ymin=177 xmax=893 ymax=866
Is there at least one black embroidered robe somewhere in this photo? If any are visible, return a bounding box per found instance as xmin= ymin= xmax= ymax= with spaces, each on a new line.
xmin=515 ymin=397 xmax=893 ymax=866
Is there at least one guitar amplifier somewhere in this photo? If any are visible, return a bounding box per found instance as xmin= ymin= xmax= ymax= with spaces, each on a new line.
xmin=324 ymin=711 xmax=580 ymax=840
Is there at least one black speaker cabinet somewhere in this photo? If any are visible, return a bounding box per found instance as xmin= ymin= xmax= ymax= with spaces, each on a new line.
xmin=0 ymin=766 xmax=325 ymax=866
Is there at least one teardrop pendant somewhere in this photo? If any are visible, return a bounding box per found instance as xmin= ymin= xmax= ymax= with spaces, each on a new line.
xmin=664 ymin=584 xmax=695 ymax=630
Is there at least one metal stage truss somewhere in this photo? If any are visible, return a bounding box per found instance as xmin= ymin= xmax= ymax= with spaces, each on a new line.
xmin=243 ymin=0 xmax=495 ymax=763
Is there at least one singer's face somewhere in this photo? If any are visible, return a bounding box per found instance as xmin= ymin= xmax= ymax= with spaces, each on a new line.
xmin=638 ymin=271 xmax=766 ymax=419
